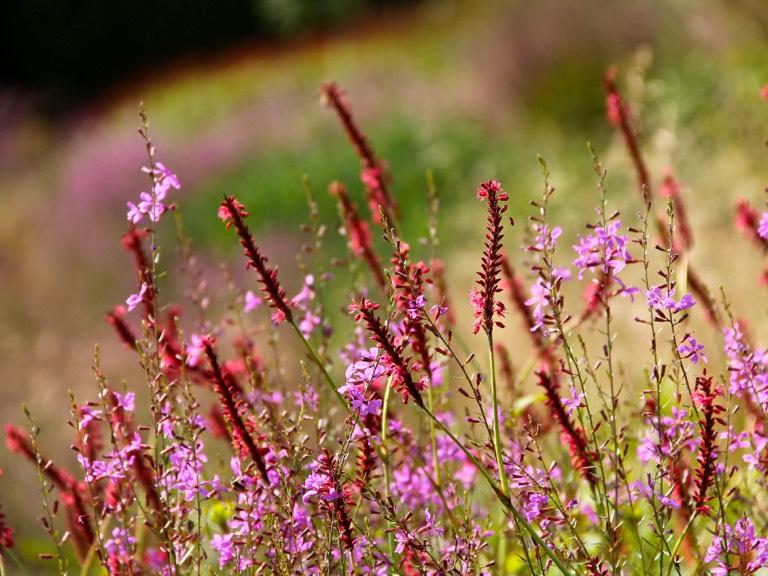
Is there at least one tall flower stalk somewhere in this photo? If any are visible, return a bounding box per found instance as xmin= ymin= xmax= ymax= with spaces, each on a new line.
xmin=471 ymin=180 xmax=510 ymax=497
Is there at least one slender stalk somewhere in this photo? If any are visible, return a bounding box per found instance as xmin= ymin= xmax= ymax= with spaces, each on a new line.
xmin=666 ymin=511 xmax=698 ymax=576
xmin=427 ymin=384 xmax=440 ymax=487
xmin=289 ymin=321 xmax=351 ymax=414
xmin=381 ymin=376 xmax=397 ymax=573
xmin=488 ymin=333 xmax=509 ymax=497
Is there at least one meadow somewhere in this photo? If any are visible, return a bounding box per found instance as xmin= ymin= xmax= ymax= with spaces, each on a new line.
xmin=4 ymin=1 xmax=768 ymax=573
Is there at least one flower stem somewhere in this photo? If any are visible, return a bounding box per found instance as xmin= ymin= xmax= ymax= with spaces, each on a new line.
xmin=666 ymin=511 xmax=698 ymax=576
xmin=289 ymin=321 xmax=351 ymax=413
xmin=488 ymin=333 xmax=509 ymax=497
xmin=381 ymin=376 xmax=397 ymax=573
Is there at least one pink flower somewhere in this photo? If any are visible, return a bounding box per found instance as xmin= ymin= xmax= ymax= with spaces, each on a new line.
xmin=563 ymin=385 xmax=585 ymax=415
xmin=185 ymin=334 xmax=206 ymax=367
xmin=572 ymin=219 xmax=633 ymax=279
xmin=646 ymin=286 xmax=695 ymax=313
xmin=476 ymin=179 xmax=508 ymax=202
xmin=126 ymin=163 xmax=179 ymax=224
xmin=678 ymin=334 xmax=707 ymax=364
xmin=126 ymin=283 xmax=148 ymax=312
xmin=126 ymin=202 xmax=143 ymax=224
xmin=243 ymin=291 xmax=262 ymax=313
xmin=113 ymin=391 xmax=135 ymax=412
xmin=758 ymin=212 xmax=768 ymax=240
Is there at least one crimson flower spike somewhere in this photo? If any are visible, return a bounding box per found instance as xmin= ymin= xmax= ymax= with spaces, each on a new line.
xmin=329 ymin=181 xmax=388 ymax=291
xmin=0 ymin=481 xmax=12 ymax=554
xmin=604 ymin=68 xmax=652 ymax=206
xmin=350 ymin=297 xmax=425 ymax=408
xmin=321 ymin=82 xmax=399 ymax=225
xmin=4 ymin=425 xmax=95 ymax=558
xmin=692 ymin=372 xmax=724 ymax=514
xmin=535 ymin=371 xmax=598 ymax=487
xmin=355 ymin=431 xmax=377 ymax=489
xmin=472 ymin=180 xmax=508 ymax=336
xmin=202 ymin=338 xmax=269 ymax=480
xmin=736 ymin=199 xmax=768 ymax=252
xmin=219 ymin=196 xmax=293 ymax=325
xmin=391 ymin=241 xmax=432 ymax=379
xmin=315 ymin=450 xmax=355 ymax=550
xmin=605 ymin=69 xmax=721 ymax=327
xmin=106 ymin=306 xmax=138 ymax=349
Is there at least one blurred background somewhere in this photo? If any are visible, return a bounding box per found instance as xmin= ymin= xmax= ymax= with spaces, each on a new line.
xmin=3 ymin=0 xmax=768 ymax=566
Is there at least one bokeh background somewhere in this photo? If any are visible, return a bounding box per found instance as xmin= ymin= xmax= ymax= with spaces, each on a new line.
xmin=4 ymin=0 xmax=768 ymax=566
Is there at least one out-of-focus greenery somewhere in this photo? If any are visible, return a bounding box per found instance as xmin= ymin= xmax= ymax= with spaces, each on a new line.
xmin=1 ymin=0 xmax=419 ymax=112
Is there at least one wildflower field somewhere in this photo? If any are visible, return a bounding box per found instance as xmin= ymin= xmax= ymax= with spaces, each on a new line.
xmin=6 ymin=1 xmax=768 ymax=575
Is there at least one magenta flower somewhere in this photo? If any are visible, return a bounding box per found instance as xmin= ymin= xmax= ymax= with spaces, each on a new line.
xmin=185 ymin=333 xmax=206 ymax=367
xmin=646 ymin=286 xmax=695 ymax=312
xmin=243 ymin=290 xmax=262 ymax=313
xmin=302 ymin=466 xmax=341 ymax=503
xmin=144 ymin=162 xmax=181 ymax=195
xmin=126 ymin=163 xmax=179 ymax=224
xmin=126 ymin=201 xmax=143 ymax=224
xmin=562 ymin=385 xmax=585 ymax=416
xmin=210 ymin=533 xmax=236 ymax=568
xmin=523 ymin=492 xmax=550 ymax=522
xmin=705 ymin=517 xmax=768 ymax=575
xmin=407 ymin=294 xmax=426 ymax=319
xmin=125 ymin=282 xmax=148 ymax=312
xmin=113 ymin=391 xmax=135 ymax=412
xmin=572 ymin=219 xmax=633 ymax=279
xmin=529 ymin=224 xmax=562 ymax=253
xmin=759 ymin=212 xmax=768 ymax=240
xmin=677 ymin=334 xmax=707 ymax=364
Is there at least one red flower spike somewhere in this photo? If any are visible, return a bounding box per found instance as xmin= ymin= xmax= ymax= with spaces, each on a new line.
xmin=219 ymin=196 xmax=293 ymax=324
xmin=660 ymin=170 xmax=693 ymax=251
xmin=350 ymin=297 xmax=425 ymax=408
xmin=0 ymin=472 xmax=13 ymax=553
xmin=5 ymin=425 xmax=94 ymax=558
xmin=321 ymin=82 xmax=399 ymax=224
xmin=605 ymin=69 xmax=721 ymax=328
xmin=330 ymin=181 xmax=388 ymax=291
xmin=203 ymin=338 xmax=269 ymax=481
xmin=391 ymin=241 xmax=432 ymax=381
xmin=692 ymin=372 xmax=724 ymax=514
xmin=535 ymin=371 xmax=597 ymax=486
xmin=603 ymin=68 xmax=652 ymax=206
xmin=106 ymin=306 xmax=138 ymax=350
xmin=473 ymin=180 xmax=509 ymax=336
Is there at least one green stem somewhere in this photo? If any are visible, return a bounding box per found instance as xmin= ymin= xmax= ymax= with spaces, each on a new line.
xmin=488 ymin=333 xmax=509 ymax=497
xmin=665 ymin=511 xmax=698 ymax=576
xmin=290 ymin=321 xmax=350 ymax=411
xmin=427 ymin=384 xmax=441 ymax=487
xmin=381 ymin=376 xmax=397 ymax=573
